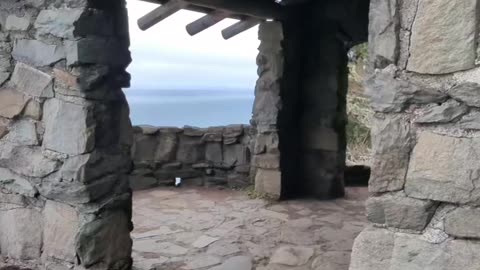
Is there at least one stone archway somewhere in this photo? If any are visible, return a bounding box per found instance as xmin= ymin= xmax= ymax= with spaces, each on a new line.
xmin=0 ymin=0 xmax=480 ymax=269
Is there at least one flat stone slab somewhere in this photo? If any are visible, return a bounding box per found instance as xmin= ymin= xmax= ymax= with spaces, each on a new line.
xmin=131 ymin=187 xmax=368 ymax=269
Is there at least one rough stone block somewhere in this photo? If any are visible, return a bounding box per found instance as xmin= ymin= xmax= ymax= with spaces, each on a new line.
xmin=155 ymin=132 xmax=177 ymax=162
xmin=177 ymin=136 xmax=205 ymax=164
xmin=459 ymin=111 xmax=480 ymax=130
xmin=253 ymin=133 xmax=278 ymax=155
xmin=389 ymin=234 xmax=480 ymax=270
xmin=223 ymin=124 xmax=243 ymax=138
xmin=349 ymin=227 xmax=394 ymax=270
xmin=365 ymin=197 xmax=386 ymax=225
xmin=12 ymin=39 xmax=65 ymax=67
xmin=206 ymin=143 xmax=223 ymax=164
xmin=131 ymin=134 xmax=157 ymax=162
xmin=254 ymin=169 xmax=281 ymax=198
xmin=0 ymin=71 xmax=9 ymax=85
xmin=5 ymin=15 xmax=31 ymax=31
xmin=448 ymin=82 xmax=480 ymax=108
xmin=35 ymin=9 xmax=84 ymax=38
xmin=39 ymin=173 xmax=122 ymax=204
xmin=368 ymin=0 xmax=399 ymax=68
xmin=252 ymin=90 xmax=281 ymax=126
xmin=0 ymin=88 xmax=29 ymax=119
xmin=3 ymin=146 xmax=60 ymax=178
xmin=407 ymin=0 xmax=477 ymax=74
xmin=0 ymin=168 xmax=37 ymax=197
xmin=252 ymin=154 xmax=279 ymax=169
xmin=366 ymin=67 xmax=447 ymax=113
xmin=414 ymin=99 xmax=467 ymax=124
xmin=43 ymin=98 xmax=95 ymax=155
xmin=223 ymin=144 xmax=247 ymax=168
xmin=366 ymin=193 xmax=437 ymax=231
xmin=202 ymin=127 xmax=223 ymax=142
xmin=444 ymin=207 xmax=480 ymax=239
xmin=0 ymin=208 xmax=43 ymax=260
xmin=11 ymin=62 xmax=53 ymax=98
xmin=405 ymin=132 xmax=480 ymax=205
xmin=65 ymin=38 xmax=131 ymax=67
xmin=369 ymin=114 xmax=413 ymax=193
xmin=43 ymin=200 xmax=79 ymax=262
xmin=1 ymin=120 xmax=38 ymax=146
xmin=129 ymin=175 xmax=158 ymax=191
xmin=183 ymin=126 xmax=205 ymax=137
xmin=258 ymin=21 xmax=283 ymax=41
xmin=23 ymin=99 xmax=42 ymax=120
xmin=74 ymin=9 xmax=115 ymax=37
xmin=75 ymin=210 xmax=132 ymax=269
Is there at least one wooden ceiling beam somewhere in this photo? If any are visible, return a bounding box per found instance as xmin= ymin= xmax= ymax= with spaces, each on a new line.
xmin=222 ymin=18 xmax=262 ymax=40
xmin=186 ymin=10 xmax=229 ymax=36
xmin=139 ymin=0 xmax=285 ymax=20
xmin=138 ymin=0 xmax=188 ymax=31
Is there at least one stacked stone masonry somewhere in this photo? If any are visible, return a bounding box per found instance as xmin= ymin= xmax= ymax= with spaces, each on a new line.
xmin=130 ymin=125 xmax=254 ymax=190
xmin=351 ymin=0 xmax=480 ymax=269
xmin=252 ymin=22 xmax=284 ymax=199
xmin=0 ymin=0 xmax=133 ymax=269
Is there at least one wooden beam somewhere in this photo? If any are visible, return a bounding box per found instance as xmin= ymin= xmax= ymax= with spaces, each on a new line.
xmin=186 ymin=11 xmax=229 ymax=36
xmin=222 ymin=18 xmax=262 ymax=40
xmin=138 ymin=0 xmax=188 ymax=31
xmin=183 ymin=0 xmax=283 ymax=19
xmin=140 ymin=0 xmax=285 ymax=20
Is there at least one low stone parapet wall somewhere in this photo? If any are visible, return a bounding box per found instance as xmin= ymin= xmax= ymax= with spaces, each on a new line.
xmin=130 ymin=125 xmax=255 ymax=190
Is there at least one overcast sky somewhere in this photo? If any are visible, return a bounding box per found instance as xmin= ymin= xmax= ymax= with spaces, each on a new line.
xmin=125 ymin=0 xmax=260 ymax=91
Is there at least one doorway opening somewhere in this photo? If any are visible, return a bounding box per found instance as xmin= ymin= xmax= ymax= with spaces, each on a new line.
xmin=124 ymin=0 xmax=259 ymax=191
xmin=344 ymin=43 xmax=372 ymax=187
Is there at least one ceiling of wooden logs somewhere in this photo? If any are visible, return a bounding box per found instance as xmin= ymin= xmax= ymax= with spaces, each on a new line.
xmin=137 ymin=0 xmax=308 ymax=39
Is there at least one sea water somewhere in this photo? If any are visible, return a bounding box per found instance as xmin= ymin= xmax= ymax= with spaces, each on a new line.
xmin=124 ymin=89 xmax=254 ymax=127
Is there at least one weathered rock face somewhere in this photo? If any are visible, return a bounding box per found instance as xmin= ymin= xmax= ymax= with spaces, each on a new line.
xmin=352 ymin=0 xmax=480 ymax=268
xmin=369 ymin=114 xmax=413 ymax=193
xmin=130 ymin=125 xmax=253 ymax=190
xmin=407 ymin=0 xmax=477 ymax=74
xmin=351 ymin=228 xmax=480 ymax=270
xmin=0 ymin=0 xmax=133 ymax=269
xmin=405 ymin=132 xmax=480 ymax=205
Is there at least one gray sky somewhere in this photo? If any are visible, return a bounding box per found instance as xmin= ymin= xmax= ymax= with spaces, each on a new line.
xmin=126 ymin=0 xmax=260 ymax=91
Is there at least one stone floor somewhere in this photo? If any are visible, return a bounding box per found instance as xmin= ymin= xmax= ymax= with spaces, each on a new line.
xmin=132 ymin=187 xmax=368 ymax=270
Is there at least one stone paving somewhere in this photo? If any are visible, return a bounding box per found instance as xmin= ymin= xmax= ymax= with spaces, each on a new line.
xmin=132 ymin=187 xmax=368 ymax=270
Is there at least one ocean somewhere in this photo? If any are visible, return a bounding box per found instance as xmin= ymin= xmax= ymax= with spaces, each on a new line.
xmin=123 ymin=89 xmax=255 ymax=127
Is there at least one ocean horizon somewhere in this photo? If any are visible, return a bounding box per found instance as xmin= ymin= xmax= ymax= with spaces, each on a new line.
xmin=124 ymin=89 xmax=255 ymax=127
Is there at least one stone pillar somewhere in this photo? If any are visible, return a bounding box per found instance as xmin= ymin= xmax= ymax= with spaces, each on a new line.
xmin=0 ymin=1 xmax=133 ymax=269
xmin=350 ymin=0 xmax=480 ymax=268
xmin=252 ymin=22 xmax=283 ymax=199
xmin=298 ymin=2 xmax=349 ymax=199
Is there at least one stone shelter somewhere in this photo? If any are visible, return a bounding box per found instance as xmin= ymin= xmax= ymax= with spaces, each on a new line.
xmin=0 ymin=0 xmax=479 ymax=269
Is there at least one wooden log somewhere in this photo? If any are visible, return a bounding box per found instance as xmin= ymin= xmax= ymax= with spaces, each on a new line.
xmin=138 ymin=0 xmax=188 ymax=31
xmin=184 ymin=0 xmax=283 ymax=19
xmin=186 ymin=11 xmax=229 ymax=36
xmin=222 ymin=18 xmax=262 ymax=40
xmin=139 ymin=0 xmax=285 ymax=20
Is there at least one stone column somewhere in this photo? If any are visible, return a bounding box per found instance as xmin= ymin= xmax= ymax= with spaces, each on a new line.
xmin=350 ymin=0 xmax=480 ymax=268
xmin=298 ymin=2 xmax=349 ymax=199
xmin=0 ymin=1 xmax=133 ymax=269
xmin=252 ymin=22 xmax=284 ymax=199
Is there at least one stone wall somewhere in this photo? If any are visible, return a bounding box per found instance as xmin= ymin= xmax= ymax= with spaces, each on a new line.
xmin=0 ymin=0 xmax=133 ymax=269
xmin=130 ymin=125 xmax=254 ymax=190
xmin=350 ymin=0 xmax=480 ymax=268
